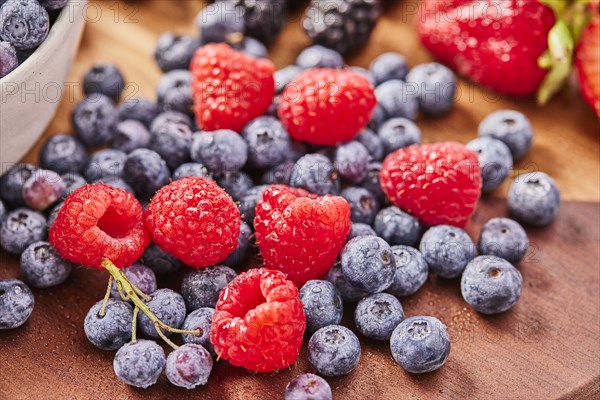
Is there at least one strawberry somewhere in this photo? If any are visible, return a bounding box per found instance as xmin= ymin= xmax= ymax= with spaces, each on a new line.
xmin=576 ymin=13 xmax=600 ymax=118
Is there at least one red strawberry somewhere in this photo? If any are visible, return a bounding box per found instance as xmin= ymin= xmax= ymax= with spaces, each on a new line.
xmin=418 ymin=0 xmax=556 ymax=97
xmin=190 ymin=43 xmax=275 ymax=132
xmin=380 ymin=142 xmax=482 ymax=228
xmin=576 ymin=13 xmax=600 ymax=118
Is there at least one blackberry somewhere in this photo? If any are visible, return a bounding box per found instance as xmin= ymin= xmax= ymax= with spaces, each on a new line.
xmin=72 ymin=94 xmax=118 ymax=147
xmin=122 ymin=149 xmax=171 ymax=200
xmin=0 ymin=163 xmax=37 ymax=208
xmin=0 ymin=208 xmax=47 ymax=255
xmin=84 ymin=298 xmax=132 ymax=351
xmin=82 ymin=62 xmax=126 ymax=102
xmin=0 ymin=279 xmax=34 ymax=330
xmin=303 ymin=0 xmax=381 ymax=55
xmin=196 ymin=1 xmax=245 ymax=44
xmin=154 ymin=33 xmax=198 ymax=72
xmin=340 ymin=187 xmax=380 ymax=225
xmin=40 ymin=134 xmax=89 ymax=175
xmin=111 ymin=120 xmax=152 ymax=153
xmin=20 ymin=241 xmax=72 ymax=288
xmin=231 ymin=0 xmax=285 ymax=44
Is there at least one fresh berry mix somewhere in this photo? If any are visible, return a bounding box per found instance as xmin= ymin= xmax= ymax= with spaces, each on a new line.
xmin=374 ymin=80 xmax=419 ymax=121
xmin=223 ymin=221 xmax=252 ymax=267
xmin=374 ymin=206 xmax=421 ymax=247
xmin=83 ymin=149 xmax=126 ymax=183
xmin=296 ymin=45 xmax=344 ymax=69
xmin=238 ymin=184 xmax=267 ymax=224
xmin=377 ymin=117 xmax=422 ymax=156
xmin=461 ymin=256 xmax=523 ymax=314
xmin=145 ymin=177 xmax=240 ymax=267
xmin=181 ymin=307 xmax=215 ymax=354
xmin=355 ymin=128 xmax=384 ymax=162
xmin=299 ymin=279 xmax=344 ymax=333
xmin=20 ymin=241 xmax=72 ymax=288
xmin=216 ymin=171 xmax=253 ymax=201
xmin=0 ymin=208 xmax=47 ymax=255
xmin=508 ymin=172 xmax=560 ymax=226
xmin=466 ymin=137 xmax=513 ymax=193
xmin=154 ymin=33 xmax=198 ymax=72
xmin=149 ymin=116 xmax=193 ymax=170
xmin=279 ymin=68 xmax=376 ymax=146
xmin=390 ymin=316 xmax=451 ymax=373
xmin=326 ymin=263 xmax=368 ymax=303
xmin=113 ymin=339 xmax=166 ymax=389
xmin=122 ymin=149 xmax=171 ymax=200
xmin=83 ymin=298 xmax=132 ymax=351
xmin=405 ymin=62 xmax=456 ymax=116
xmin=341 ymin=236 xmax=396 ymax=293
xmin=242 ymin=116 xmax=291 ymax=169
xmin=72 ymin=94 xmax=118 ymax=147
xmin=335 ymin=141 xmax=370 ymax=184
xmin=191 ymin=129 xmax=248 ymax=172
xmin=355 ymin=293 xmax=405 ymax=341
xmin=0 ymin=163 xmax=37 ymax=208
xmin=165 ymin=343 xmax=213 ymax=389
xmin=347 ymin=222 xmax=377 ymax=241
xmin=308 ymin=325 xmax=361 ymax=377
xmin=181 ymin=265 xmax=237 ymax=310
xmin=285 ymin=373 xmax=333 ymax=400
xmin=49 ymin=184 xmax=149 ymax=268
xmin=0 ymin=41 xmax=18 ymax=77
xmin=369 ymin=52 xmax=408 ymax=85
xmin=191 ymin=43 xmax=275 ymax=132
xmin=137 ymin=288 xmax=186 ymax=338
xmin=111 ymin=120 xmax=151 ymax=153
xmin=141 ymin=242 xmax=183 ymax=275
xmin=303 ymin=0 xmax=380 ymax=55
xmin=340 ymin=187 xmax=380 ymax=225
xmin=420 ymin=225 xmax=476 ymax=279
xmin=478 ymin=110 xmax=534 ymax=160
xmin=478 ymin=218 xmax=529 ymax=265
xmin=156 ymin=69 xmax=193 ymax=115
xmin=0 ymin=0 xmax=49 ymax=51
xmin=83 ymin=63 xmax=126 ymax=102
xmin=254 ymin=185 xmax=351 ymax=286
xmin=172 ymin=162 xmax=210 ymax=180
xmin=387 ymin=245 xmax=429 ymax=297
xmin=0 ymin=279 xmax=34 ymax=329
xmin=40 ymin=134 xmax=89 ymax=175
xmin=380 ymin=142 xmax=482 ymax=228
xmin=109 ymin=263 xmax=156 ymax=299
xmin=290 ymin=154 xmax=340 ymax=196
xmin=117 ymin=98 xmax=158 ymax=127
xmin=22 ymin=169 xmax=65 ymax=211
xmin=232 ymin=0 xmax=285 ymax=44
xmin=195 ymin=2 xmax=244 ymax=44
xmin=211 ymin=268 xmax=306 ymax=372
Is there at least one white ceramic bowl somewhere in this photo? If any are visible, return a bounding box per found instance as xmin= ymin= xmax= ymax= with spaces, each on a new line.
xmin=0 ymin=0 xmax=87 ymax=167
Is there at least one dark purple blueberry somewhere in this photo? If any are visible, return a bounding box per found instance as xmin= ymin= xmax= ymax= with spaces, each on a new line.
xmin=84 ymin=149 xmax=127 ymax=182
xmin=72 ymin=94 xmax=118 ymax=147
xmin=0 ymin=279 xmax=34 ymax=329
xmin=123 ymin=149 xmax=170 ymax=200
xmin=38 ymin=0 xmax=67 ymax=10
xmin=378 ymin=117 xmax=422 ymax=156
xmin=478 ymin=110 xmax=533 ymax=160
xmin=420 ymin=225 xmax=475 ymax=279
xmin=231 ymin=36 xmax=267 ymax=58
xmin=113 ymin=339 xmax=165 ymax=388
xmin=359 ymin=162 xmax=385 ymax=203
xmin=60 ymin=173 xmax=87 ymax=198
xmin=466 ymin=137 xmax=513 ymax=193
xmin=508 ymin=172 xmax=560 ymax=226
xmin=141 ymin=242 xmax=183 ymax=275
xmin=242 ymin=116 xmax=291 ymax=168
xmin=94 ymin=177 xmax=134 ymax=194
xmin=308 ymin=325 xmax=361 ymax=377
xmin=239 ymin=184 xmax=267 ymax=225
xmin=232 ymin=0 xmax=285 ymax=44
xmin=181 ymin=307 xmax=215 ymax=354
xmin=375 ymin=80 xmax=419 ymax=121
xmin=111 ymin=120 xmax=151 ymax=153
xmin=341 ymin=236 xmax=396 ymax=293
xmin=138 ymin=289 xmax=186 ymax=339
xmin=84 ymin=298 xmax=132 ymax=351
xmin=355 ymin=292 xmax=404 ymax=340
xmin=340 ymin=187 xmax=380 ymax=225
xmin=216 ymin=171 xmax=253 ymax=201
xmin=347 ymin=222 xmax=376 ymax=241
xmin=335 ymin=141 xmax=370 ymax=184
xmin=0 ymin=163 xmax=37 ymax=208
xmin=47 ymin=201 xmax=62 ymax=227
xmin=300 ymin=279 xmax=343 ymax=333
xmin=296 ymin=45 xmax=344 ymax=69
xmin=173 ymin=162 xmax=210 ymax=180
xmin=355 ymin=128 xmax=384 ymax=162
xmin=22 ymin=169 xmax=65 ymax=211
xmin=20 ymin=241 xmax=72 ymax=288
xmin=387 ymin=245 xmax=428 ymax=297
xmin=406 ymin=62 xmax=456 ymax=116
xmin=118 ymin=98 xmax=158 ymax=127
xmin=374 ymin=206 xmax=421 ymax=247
xmin=110 ymin=263 xmax=157 ymax=299
xmin=165 ymin=343 xmax=213 ymax=389
xmin=223 ymin=221 xmax=252 ymax=267
xmin=285 ymin=373 xmax=332 ymax=400
xmin=181 ymin=265 xmax=237 ymax=310
xmin=196 ymin=2 xmax=244 ymax=44
xmin=261 ymin=160 xmax=294 ymax=185
xmin=326 ymin=263 xmax=368 ymax=303
xmin=290 ymin=153 xmax=340 ymax=195
xmin=0 ymin=208 xmax=47 ymax=255
xmin=149 ymin=114 xmax=193 ymax=170
xmin=151 ymin=110 xmax=192 ymax=132
xmin=275 ymin=65 xmax=303 ymax=94
xmin=0 ymin=199 xmax=5 ymax=221
xmin=154 ymin=32 xmax=198 ymax=72
xmin=0 ymin=40 xmax=17 ymax=77
xmin=0 ymin=0 xmax=49 ymax=50
xmin=478 ymin=217 xmax=528 ymax=264
xmin=157 ymin=69 xmax=193 ymax=115
xmin=82 ymin=63 xmax=125 ymax=102
xmin=369 ymin=52 xmax=408 ymax=85
xmin=350 ymin=66 xmax=375 ymax=85
xmin=191 ymin=130 xmax=248 ymax=172
xmin=40 ymin=134 xmax=89 ymax=174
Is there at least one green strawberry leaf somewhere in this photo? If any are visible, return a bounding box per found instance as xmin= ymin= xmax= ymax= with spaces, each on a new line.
xmin=537 ymin=20 xmax=575 ymax=105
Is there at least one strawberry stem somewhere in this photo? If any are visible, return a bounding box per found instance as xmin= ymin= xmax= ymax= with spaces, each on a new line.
xmin=537 ymin=20 xmax=575 ymax=104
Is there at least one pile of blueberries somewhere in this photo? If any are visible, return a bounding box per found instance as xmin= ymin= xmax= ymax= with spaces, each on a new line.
xmin=0 ymin=0 xmax=68 ymax=78
xmin=0 ymin=0 xmax=562 ymax=397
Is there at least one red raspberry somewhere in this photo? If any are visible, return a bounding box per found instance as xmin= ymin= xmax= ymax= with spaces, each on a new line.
xmin=380 ymin=142 xmax=482 ymax=228
xmin=211 ymin=268 xmax=306 ymax=372
xmin=190 ymin=43 xmax=275 ymax=132
xmin=49 ymin=184 xmax=149 ymax=269
xmin=278 ymin=68 xmax=376 ymax=146
xmin=254 ymin=185 xmax=351 ymax=286
xmin=144 ymin=177 xmax=241 ymax=268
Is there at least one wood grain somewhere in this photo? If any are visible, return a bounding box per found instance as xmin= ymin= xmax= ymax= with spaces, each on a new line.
xmin=1 ymin=1 xmax=599 ymax=399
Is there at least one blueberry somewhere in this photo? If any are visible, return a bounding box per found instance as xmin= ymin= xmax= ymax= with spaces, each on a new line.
xmin=419 ymin=225 xmax=475 ymax=279
xmin=478 ymin=110 xmax=533 ymax=160
xmin=22 ymin=169 xmax=65 ymax=211
xmin=355 ymin=293 xmax=404 ymax=340
xmin=95 ymin=177 xmax=134 ymax=194
xmin=110 ymin=263 xmax=157 ymax=300
xmin=20 ymin=241 xmax=72 ymax=288
xmin=508 ymin=172 xmax=560 ymax=226
xmin=291 ymin=153 xmax=340 ymax=195
xmin=149 ymin=114 xmax=193 ymax=170
xmin=466 ymin=137 xmax=513 ymax=193
xmin=239 ymin=184 xmax=267 ymax=224
xmin=390 ymin=316 xmax=451 ymax=373
xmin=82 ymin=63 xmax=126 ymax=102
xmin=296 ymin=45 xmax=344 ymax=69
xmin=154 ymin=32 xmax=198 ymax=72
xmin=223 ymin=221 xmax=252 ymax=267
xmin=231 ymin=36 xmax=268 ymax=58
xmin=242 ymin=116 xmax=291 ymax=168
xmin=172 ymin=162 xmax=209 ymax=180
xmin=288 ymin=140 xmax=309 ymax=162
xmin=181 ymin=265 xmax=237 ymax=310
xmin=216 ymin=171 xmax=253 ymax=201
xmin=347 ymin=222 xmax=376 ymax=241
xmin=191 ymin=130 xmax=248 ymax=172
xmin=378 ymin=117 xmax=422 ymax=155
xmin=355 ymin=129 xmax=384 ymax=162
xmin=0 ymin=208 xmax=46 ymax=255
xmin=123 ymin=149 xmax=171 ymax=200
xmin=0 ymin=0 xmax=49 ymax=50
xmin=326 ymin=263 xmax=368 ymax=303
xmin=0 ymin=163 xmax=37 ymax=208
xmin=234 ymin=0 xmax=285 ymax=45
xmin=0 ymin=199 xmax=5 ymax=221
xmin=340 ymin=187 xmax=380 ymax=225
xmin=0 ymin=40 xmax=18 ymax=77
xmin=141 ymin=242 xmax=183 ymax=275
xmin=181 ymin=307 xmax=215 ymax=354
xmin=405 ymin=62 xmax=456 ymax=116
xmin=118 ymin=98 xmax=158 ymax=127
xmin=138 ymin=289 xmax=187 ymax=338
xmin=300 ymin=280 xmax=343 ymax=333
xmin=196 ymin=2 xmax=244 ymax=44
xmin=111 ymin=120 xmax=151 ymax=153
xmin=374 ymin=80 xmax=419 ymax=121
xmin=335 ymin=141 xmax=370 ymax=184
xmin=374 ymin=206 xmax=421 ymax=246
xmin=40 ymin=134 xmax=89 ymax=175
xmin=369 ymin=52 xmax=408 ymax=85
xmin=284 ymin=373 xmax=332 ymax=400
xmin=165 ymin=343 xmax=213 ymax=389
xmin=113 ymin=339 xmax=165 ymax=388
xmin=156 ymin=69 xmax=193 ymax=115
xmin=47 ymin=201 xmax=62 ymax=227
xmin=275 ymin=65 xmax=303 ymax=94
xmin=308 ymin=325 xmax=361 ymax=377
xmin=60 ymin=173 xmax=87 ymax=198
xmin=151 ymin=110 xmax=193 ymax=132
xmin=368 ymin=105 xmax=385 ymax=131
xmin=0 ymin=279 xmax=34 ymax=329
xmin=84 ymin=298 xmax=132 ymax=351
xmin=38 ymin=0 xmax=67 ymax=10
xmin=350 ymin=66 xmax=375 ymax=85
xmin=387 ymin=245 xmax=428 ymax=297
xmin=461 ymin=255 xmax=523 ymax=314
xmin=72 ymin=94 xmax=118 ymax=147
xmin=261 ymin=160 xmax=295 ymax=185
xmin=478 ymin=218 xmax=529 ymax=264
xmin=359 ymin=162 xmax=385 ymax=203
xmin=341 ymin=236 xmax=396 ymax=293
xmin=84 ymin=149 xmax=127 ymax=182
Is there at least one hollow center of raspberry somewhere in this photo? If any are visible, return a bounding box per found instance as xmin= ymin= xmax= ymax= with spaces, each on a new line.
xmin=231 ymin=279 xmax=267 ymax=317
xmin=97 ymin=207 xmax=133 ymax=239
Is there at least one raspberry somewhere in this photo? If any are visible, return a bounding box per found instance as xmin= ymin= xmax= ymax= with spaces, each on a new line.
xmin=278 ymin=68 xmax=376 ymax=146
xmin=144 ymin=177 xmax=241 ymax=268
xmin=190 ymin=43 xmax=275 ymax=132
xmin=380 ymin=142 xmax=482 ymax=228
xmin=49 ymin=184 xmax=149 ymax=269
xmin=254 ymin=185 xmax=351 ymax=286
xmin=210 ymin=268 xmax=306 ymax=372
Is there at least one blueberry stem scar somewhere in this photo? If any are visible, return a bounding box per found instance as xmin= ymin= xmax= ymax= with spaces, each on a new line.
xmin=99 ymin=276 xmax=113 ymax=318
xmin=101 ymin=258 xmax=201 ymax=350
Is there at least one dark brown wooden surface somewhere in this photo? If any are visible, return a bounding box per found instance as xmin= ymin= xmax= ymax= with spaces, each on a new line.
xmin=1 ymin=1 xmax=600 ymax=399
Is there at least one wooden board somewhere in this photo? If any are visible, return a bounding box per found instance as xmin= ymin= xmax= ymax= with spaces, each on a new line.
xmin=1 ymin=1 xmax=600 ymax=399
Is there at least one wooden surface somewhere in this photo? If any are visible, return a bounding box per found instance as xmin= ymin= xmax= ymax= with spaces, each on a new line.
xmin=1 ymin=1 xmax=600 ymax=399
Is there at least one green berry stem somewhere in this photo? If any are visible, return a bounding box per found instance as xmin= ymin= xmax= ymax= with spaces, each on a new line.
xmin=98 ymin=276 xmax=113 ymax=318
xmin=132 ymin=306 xmax=139 ymax=344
